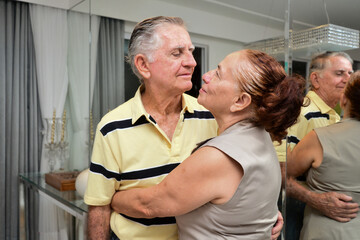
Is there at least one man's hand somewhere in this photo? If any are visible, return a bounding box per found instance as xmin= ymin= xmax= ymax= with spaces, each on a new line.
xmin=287 ymin=177 xmax=359 ymax=222
xmin=271 ymin=211 xmax=284 ymax=240
xmin=309 ymin=191 xmax=359 ymax=222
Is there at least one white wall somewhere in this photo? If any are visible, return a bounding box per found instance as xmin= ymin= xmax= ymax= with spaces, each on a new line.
xmin=124 ymin=21 xmax=244 ymax=70
xmin=18 ymin=0 xmax=360 ymax=62
xmin=86 ymin=0 xmax=284 ymax=44
xmin=190 ymin=33 xmax=244 ymax=70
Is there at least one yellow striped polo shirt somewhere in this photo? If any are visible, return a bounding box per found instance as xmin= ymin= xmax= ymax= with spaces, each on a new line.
xmin=274 ymin=90 xmax=340 ymax=163
xmin=84 ymin=87 xmax=218 ymax=240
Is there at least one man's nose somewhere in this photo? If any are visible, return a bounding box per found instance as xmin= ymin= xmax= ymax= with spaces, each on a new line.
xmin=183 ymin=53 xmax=197 ymax=68
xmin=344 ymin=72 xmax=352 ymax=82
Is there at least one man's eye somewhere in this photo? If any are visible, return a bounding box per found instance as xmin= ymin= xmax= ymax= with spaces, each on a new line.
xmin=172 ymin=51 xmax=181 ymax=57
xmin=335 ymin=71 xmax=344 ymax=76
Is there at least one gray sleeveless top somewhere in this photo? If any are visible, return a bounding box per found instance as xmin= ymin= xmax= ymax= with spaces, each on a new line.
xmin=300 ymin=118 xmax=360 ymax=240
xmin=176 ymin=121 xmax=281 ymax=240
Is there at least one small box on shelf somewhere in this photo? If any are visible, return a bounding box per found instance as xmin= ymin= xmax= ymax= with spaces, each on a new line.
xmin=45 ymin=171 xmax=80 ymax=191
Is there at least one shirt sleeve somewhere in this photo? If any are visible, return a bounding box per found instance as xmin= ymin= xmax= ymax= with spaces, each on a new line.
xmin=274 ymin=114 xmax=309 ymax=163
xmin=84 ymin=125 xmax=119 ymax=206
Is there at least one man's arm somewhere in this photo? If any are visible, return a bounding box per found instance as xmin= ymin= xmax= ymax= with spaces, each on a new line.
xmin=87 ymin=205 xmax=111 ymax=240
xmin=287 ymin=177 xmax=359 ymax=222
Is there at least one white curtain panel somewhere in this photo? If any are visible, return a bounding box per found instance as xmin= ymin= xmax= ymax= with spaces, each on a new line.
xmin=30 ymin=4 xmax=69 ymax=172
xmin=89 ymin=16 xmax=100 ymax=109
xmin=67 ymin=12 xmax=100 ymax=171
xmin=30 ymin=4 xmax=69 ymax=240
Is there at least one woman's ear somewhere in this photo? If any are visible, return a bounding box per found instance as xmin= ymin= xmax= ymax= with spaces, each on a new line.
xmin=340 ymin=92 xmax=348 ymax=109
xmin=134 ymin=54 xmax=151 ymax=79
xmin=230 ymin=92 xmax=251 ymax=112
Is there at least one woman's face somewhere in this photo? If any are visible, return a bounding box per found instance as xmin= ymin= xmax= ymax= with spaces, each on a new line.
xmin=198 ymin=51 xmax=244 ymax=114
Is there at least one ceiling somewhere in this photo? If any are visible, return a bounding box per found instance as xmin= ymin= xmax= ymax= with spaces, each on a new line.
xmin=214 ymin=0 xmax=360 ymax=31
xmin=159 ymin=0 xmax=360 ymax=60
xmin=163 ymin=0 xmax=360 ymax=32
xmin=23 ymin=0 xmax=360 ymax=60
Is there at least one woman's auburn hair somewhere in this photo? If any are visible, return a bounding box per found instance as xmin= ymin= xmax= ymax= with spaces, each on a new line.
xmin=234 ymin=49 xmax=306 ymax=144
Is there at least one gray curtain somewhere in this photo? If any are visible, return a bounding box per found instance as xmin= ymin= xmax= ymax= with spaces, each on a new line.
xmin=0 ymin=1 xmax=42 ymax=239
xmin=92 ymin=17 xmax=124 ymax=126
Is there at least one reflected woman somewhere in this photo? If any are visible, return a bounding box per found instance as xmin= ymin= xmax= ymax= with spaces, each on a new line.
xmin=111 ymin=49 xmax=305 ymax=239
xmin=287 ymin=71 xmax=360 ymax=240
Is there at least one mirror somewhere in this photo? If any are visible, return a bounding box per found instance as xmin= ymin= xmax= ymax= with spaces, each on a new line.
xmin=15 ymin=1 xmax=93 ymax=238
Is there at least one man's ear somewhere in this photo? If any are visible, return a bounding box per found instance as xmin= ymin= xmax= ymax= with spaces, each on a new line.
xmin=230 ymin=92 xmax=252 ymax=112
xmin=134 ymin=54 xmax=151 ymax=79
xmin=310 ymin=72 xmax=320 ymax=89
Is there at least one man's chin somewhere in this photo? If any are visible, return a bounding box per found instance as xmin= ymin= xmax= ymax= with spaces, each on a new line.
xmin=183 ymin=83 xmax=193 ymax=92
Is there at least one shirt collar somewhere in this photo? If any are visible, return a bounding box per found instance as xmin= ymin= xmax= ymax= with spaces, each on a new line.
xmin=131 ymin=85 xmax=194 ymax=124
xmin=181 ymin=92 xmax=195 ymax=114
xmin=307 ymin=90 xmax=336 ymax=114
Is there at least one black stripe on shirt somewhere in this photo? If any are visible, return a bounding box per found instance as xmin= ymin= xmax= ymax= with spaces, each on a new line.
xmin=304 ymin=112 xmax=330 ymax=120
xmin=100 ymin=115 xmax=150 ymax=136
xmin=90 ymin=162 xmax=180 ymax=181
xmin=287 ymin=136 xmax=300 ymax=145
xmin=120 ymin=214 xmax=176 ymax=226
xmin=120 ymin=163 xmax=180 ymax=180
xmin=184 ymin=110 xmax=214 ymax=120
xmin=90 ymin=162 xmax=122 ymax=181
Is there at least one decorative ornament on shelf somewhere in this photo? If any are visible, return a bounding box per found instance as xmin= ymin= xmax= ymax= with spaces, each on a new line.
xmin=44 ymin=108 xmax=69 ymax=172
xmin=60 ymin=109 xmax=66 ymax=143
xmin=51 ymin=109 xmax=56 ymax=144
xmin=45 ymin=109 xmax=59 ymax=172
xmin=75 ymin=168 xmax=90 ymax=198
xmin=59 ymin=109 xmax=69 ymax=171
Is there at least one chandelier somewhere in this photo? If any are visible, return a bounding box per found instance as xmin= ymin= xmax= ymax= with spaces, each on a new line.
xmin=246 ymin=24 xmax=359 ymax=59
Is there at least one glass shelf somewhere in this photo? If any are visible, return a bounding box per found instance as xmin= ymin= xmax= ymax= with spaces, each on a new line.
xmin=19 ymin=172 xmax=88 ymax=215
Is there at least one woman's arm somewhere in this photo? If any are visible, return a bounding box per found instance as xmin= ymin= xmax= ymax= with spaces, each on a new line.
xmin=111 ymin=146 xmax=243 ymax=218
xmin=287 ymin=130 xmax=323 ymax=178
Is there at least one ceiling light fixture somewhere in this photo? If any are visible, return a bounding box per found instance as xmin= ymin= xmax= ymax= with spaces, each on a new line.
xmin=246 ymin=24 xmax=359 ymax=60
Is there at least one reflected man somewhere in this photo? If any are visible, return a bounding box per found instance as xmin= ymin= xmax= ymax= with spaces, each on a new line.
xmin=275 ymin=51 xmax=358 ymax=239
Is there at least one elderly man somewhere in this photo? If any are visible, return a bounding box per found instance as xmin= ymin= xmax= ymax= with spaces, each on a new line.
xmin=85 ymin=16 xmax=283 ymax=240
xmin=275 ymin=51 xmax=359 ymax=239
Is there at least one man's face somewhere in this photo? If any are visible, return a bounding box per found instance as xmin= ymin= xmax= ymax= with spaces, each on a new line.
xmin=147 ymin=25 xmax=197 ymax=95
xmin=313 ymin=56 xmax=353 ymax=108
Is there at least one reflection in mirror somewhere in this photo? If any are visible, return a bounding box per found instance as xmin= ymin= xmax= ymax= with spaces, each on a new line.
xmin=91 ymin=17 xmax=124 ymax=147
xmin=8 ymin=0 xmax=95 ymax=238
xmin=37 ymin=2 xmax=93 ymax=238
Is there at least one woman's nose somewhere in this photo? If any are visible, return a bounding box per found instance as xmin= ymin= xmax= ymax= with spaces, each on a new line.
xmin=202 ymin=70 xmax=215 ymax=84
